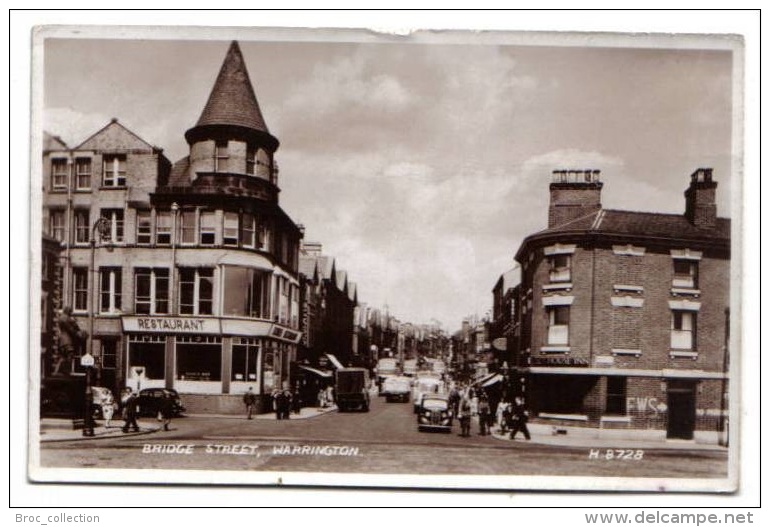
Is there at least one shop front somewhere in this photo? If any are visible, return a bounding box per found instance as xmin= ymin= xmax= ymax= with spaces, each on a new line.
xmin=121 ymin=315 xmax=301 ymax=414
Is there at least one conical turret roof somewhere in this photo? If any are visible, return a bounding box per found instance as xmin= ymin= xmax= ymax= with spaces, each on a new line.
xmin=195 ymin=41 xmax=271 ymax=133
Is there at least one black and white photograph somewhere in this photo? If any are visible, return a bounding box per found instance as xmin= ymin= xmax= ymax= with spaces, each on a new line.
xmin=15 ymin=13 xmax=758 ymax=507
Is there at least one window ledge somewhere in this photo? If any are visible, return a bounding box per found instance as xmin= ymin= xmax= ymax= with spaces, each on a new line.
xmin=671 ymin=288 xmax=701 ymax=297
xmin=540 ymin=346 xmax=570 ymax=354
xmin=539 ymin=413 xmax=588 ymax=421
xmin=612 ymin=348 xmax=642 ymax=357
xmin=669 ymin=350 xmax=698 ymax=359
xmin=613 ymin=284 xmax=644 ymax=293
xmin=98 ymin=186 xmax=127 ymax=191
xmin=600 ymin=415 xmax=631 ymax=423
xmin=543 ymin=283 xmax=573 ymax=292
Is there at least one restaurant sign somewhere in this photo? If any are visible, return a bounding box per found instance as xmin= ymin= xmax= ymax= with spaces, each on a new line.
xmin=122 ymin=316 xmax=221 ymax=334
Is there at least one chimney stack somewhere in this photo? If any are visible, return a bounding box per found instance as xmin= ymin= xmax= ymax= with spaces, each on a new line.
xmin=548 ymin=169 xmax=603 ymax=228
xmin=684 ymin=168 xmax=718 ymax=229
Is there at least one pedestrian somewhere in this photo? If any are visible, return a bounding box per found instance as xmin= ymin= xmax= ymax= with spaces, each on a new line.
xmin=509 ymin=396 xmax=532 ymax=441
xmin=292 ymin=387 xmax=302 ymax=415
xmin=121 ymin=391 xmax=140 ymax=433
xmin=318 ymin=388 xmax=326 ymax=408
xmin=458 ymin=395 xmax=472 ymax=438
xmin=102 ymin=396 xmax=116 ymax=428
xmin=282 ymin=389 xmax=293 ymax=419
xmin=497 ymin=401 xmax=511 ymax=434
xmin=243 ymin=387 xmax=257 ymax=419
xmin=272 ymin=389 xmax=283 ymax=420
xmin=119 ymin=387 xmax=133 ymax=420
xmin=448 ymin=385 xmax=460 ymax=421
xmin=477 ymin=391 xmax=490 ymax=436
xmin=159 ymin=392 xmax=174 ymax=431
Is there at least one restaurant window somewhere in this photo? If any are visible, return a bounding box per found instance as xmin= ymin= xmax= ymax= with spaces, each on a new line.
xmin=102 ymin=154 xmax=126 ymax=187
xmin=51 ymin=159 xmax=68 ymax=189
xmin=180 ymin=210 xmax=196 ymax=245
xmin=127 ymin=335 xmax=166 ymax=380
xmin=134 ymin=268 xmax=170 ymax=315
xmin=223 ymin=212 xmax=239 ymax=246
xmin=75 ymin=158 xmax=92 ymax=190
xmin=99 ymin=267 xmax=122 ymax=314
xmin=176 ymin=336 xmax=222 ymax=382
xmin=232 ymin=338 xmax=260 ymax=382
xmin=155 ymin=211 xmax=172 ymax=245
xmin=49 ymin=210 xmax=65 ymax=242
xmin=74 ymin=210 xmax=90 ymax=245
xmin=605 ymin=377 xmax=627 ymax=415
xmin=136 ymin=211 xmax=152 ymax=245
xmin=72 ymin=267 xmax=88 ymax=312
xmin=199 ymin=211 xmax=216 ymax=246
xmin=100 ymin=209 xmax=124 ymax=243
xmin=222 ymin=266 xmax=272 ymax=319
xmin=671 ymin=311 xmax=696 ymax=350
xmin=179 ymin=268 xmax=214 ymax=315
xmin=547 ymin=305 xmax=570 ymax=345
xmin=240 ymin=213 xmax=256 ymax=248
xmin=214 ymin=141 xmax=228 ymax=173
xmin=673 ymin=259 xmax=698 ymax=289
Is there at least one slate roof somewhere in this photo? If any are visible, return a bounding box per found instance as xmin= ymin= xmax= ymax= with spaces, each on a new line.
xmin=168 ymin=156 xmax=191 ymax=187
xmin=298 ymin=255 xmax=318 ymax=278
xmin=534 ymin=208 xmax=730 ymax=242
xmin=195 ymin=41 xmax=271 ymax=134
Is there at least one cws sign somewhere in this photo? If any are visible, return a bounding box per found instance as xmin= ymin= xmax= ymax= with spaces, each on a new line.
xmin=122 ymin=316 xmax=221 ymax=334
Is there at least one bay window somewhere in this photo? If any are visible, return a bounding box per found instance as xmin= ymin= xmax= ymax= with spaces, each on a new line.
xmin=51 ymin=159 xmax=68 ymax=189
xmin=199 ymin=211 xmax=216 ymax=245
xmin=223 ymin=212 xmax=239 ymax=246
xmin=240 ymin=212 xmax=256 ymax=248
xmin=222 ymin=266 xmax=272 ymax=319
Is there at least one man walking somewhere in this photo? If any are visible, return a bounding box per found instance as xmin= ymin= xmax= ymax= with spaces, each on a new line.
xmin=509 ymin=396 xmax=531 ymax=441
xmin=243 ymin=387 xmax=257 ymax=419
xmin=122 ymin=391 xmax=140 ymax=433
xmin=477 ymin=391 xmax=490 ymax=436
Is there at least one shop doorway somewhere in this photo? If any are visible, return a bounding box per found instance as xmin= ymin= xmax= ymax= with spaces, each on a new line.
xmin=667 ymin=380 xmax=696 ymax=440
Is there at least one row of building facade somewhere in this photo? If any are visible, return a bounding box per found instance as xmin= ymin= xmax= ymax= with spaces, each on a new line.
xmin=39 ymin=41 xmax=429 ymax=414
xmin=483 ymin=168 xmax=731 ymax=441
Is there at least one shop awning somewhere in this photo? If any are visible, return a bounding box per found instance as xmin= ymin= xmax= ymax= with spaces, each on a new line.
xmin=482 ymin=373 xmax=503 ymax=387
xmin=475 ymin=372 xmax=497 ymax=385
xmin=325 ymin=354 xmax=345 ymax=370
xmin=298 ymin=365 xmax=333 ymax=378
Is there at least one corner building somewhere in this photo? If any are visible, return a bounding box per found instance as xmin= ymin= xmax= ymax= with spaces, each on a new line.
xmin=43 ymin=42 xmax=303 ymax=414
xmin=514 ymin=169 xmax=730 ymax=441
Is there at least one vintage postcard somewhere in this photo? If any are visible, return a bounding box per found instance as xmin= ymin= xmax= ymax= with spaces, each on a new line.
xmin=27 ymin=24 xmax=744 ymax=493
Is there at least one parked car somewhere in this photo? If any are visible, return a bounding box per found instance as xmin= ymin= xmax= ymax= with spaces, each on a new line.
xmin=417 ymin=395 xmax=452 ymax=433
xmin=137 ymin=388 xmax=186 ymax=417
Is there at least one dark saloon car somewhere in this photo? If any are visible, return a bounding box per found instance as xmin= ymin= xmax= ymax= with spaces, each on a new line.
xmin=137 ymin=388 xmax=186 ymax=417
xmin=417 ymin=395 xmax=452 ymax=433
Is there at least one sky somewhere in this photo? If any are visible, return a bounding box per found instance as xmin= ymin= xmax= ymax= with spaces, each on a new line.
xmin=42 ymin=31 xmax=736 ymax=330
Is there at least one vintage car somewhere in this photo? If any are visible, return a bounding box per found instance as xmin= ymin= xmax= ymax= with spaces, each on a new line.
xmin=137 ymin=388 xmax=186 ymax=417
xmin=412 ymin=375 xmax=444 ymax=413
xmin=382 ymin=376 xmax=411 ymax=403
xmin=417 ymin=395 xmax=452 ymax=433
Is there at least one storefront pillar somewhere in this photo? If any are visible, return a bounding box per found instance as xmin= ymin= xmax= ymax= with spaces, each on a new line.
xmin=222 ymin=337 xmax=232 ymax=394
xmin=165 ymin=336 xmax=175 ymax=390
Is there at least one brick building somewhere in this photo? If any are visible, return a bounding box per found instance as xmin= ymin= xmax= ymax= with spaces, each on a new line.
xmin=512 ymin=168 xmax=730 ymax=441
xmin=42 ymin=41 xmax=304 ymax=414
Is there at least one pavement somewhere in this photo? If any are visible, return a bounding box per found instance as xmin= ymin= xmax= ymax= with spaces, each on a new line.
xmin=38 ymin=406 xmax=727 ymax=452
xmin=38 ymin=405 xmax=339 ymax=443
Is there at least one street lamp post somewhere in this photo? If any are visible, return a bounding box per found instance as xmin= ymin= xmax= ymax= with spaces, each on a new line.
xmin=83 ymin=217 xmax=111 ymax=437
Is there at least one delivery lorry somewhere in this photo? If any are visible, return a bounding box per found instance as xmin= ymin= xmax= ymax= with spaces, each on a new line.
xmin=335 ymin=367 xmax=370 ymax=412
